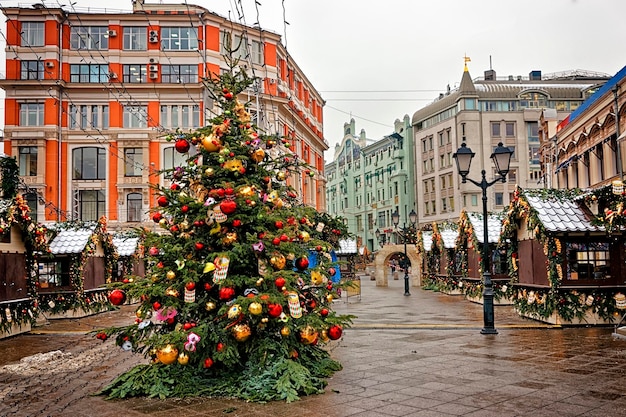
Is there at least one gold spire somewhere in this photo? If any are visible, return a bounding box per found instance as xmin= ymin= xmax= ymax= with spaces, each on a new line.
xmin=464 ymin=54 xmax=471 ymax=72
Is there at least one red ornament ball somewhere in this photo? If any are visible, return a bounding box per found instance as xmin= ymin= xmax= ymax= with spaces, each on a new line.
xmin=152 ymin=212 xmax=162 ymax=223
xmin=275 ymin=276 xmax=286 ymax=289
xmin=175 ymin=139 xmax=190 ymax=153
xmin=267 ymin=303 xmax=283 ymax=318
xmin=295 ymin=257 xmax=309 ymax=270
xmin=204 ymin=357 xmax=214 ymax=368
xmin=108 ymin=289 xmax=126 ymax=306
xmin=157 ymin=196 xmax=168 ymax=207
xmin=328 ymin=325 xmax=343 ymax=340
xmin=220 ymin=200 xmax=237 ymax=215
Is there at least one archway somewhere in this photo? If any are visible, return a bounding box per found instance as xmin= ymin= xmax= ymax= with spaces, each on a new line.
xmin=374 ymin=244 xmax=421 ymax=287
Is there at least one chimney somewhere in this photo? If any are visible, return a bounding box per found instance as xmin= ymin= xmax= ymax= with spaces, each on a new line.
xmin=529 ymin=70 xmax=542 ymax=81
xmin=484 ymin=69 xmax=496 ymax=81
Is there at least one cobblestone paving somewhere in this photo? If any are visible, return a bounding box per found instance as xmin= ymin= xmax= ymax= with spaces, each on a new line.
xmin=1 ymin=278 xmax=626 ymax=416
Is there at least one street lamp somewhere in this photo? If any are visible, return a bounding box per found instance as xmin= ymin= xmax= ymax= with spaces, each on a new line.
xmin=392 ymin=209 xmax=417 ymax=296
xmin=375 ymin=228 xmax=386 ymax=248
xmin=453 ymin=142 xmax=513 ymax=335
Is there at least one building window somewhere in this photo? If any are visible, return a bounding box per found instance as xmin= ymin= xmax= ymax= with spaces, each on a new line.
xmin=70 ymin=26 xmax=109 ymax=50
xmin=449 ymin=196 xmax=455 ymax=211
xmin=377 ymin=212 xmax=385 ymax=228
xmin=441 ymin=198 xmax=447 ymax=212
xmin=19 ymin=103 xmax=44 ymax=126
xmin=220 ymin=31 xmax=264 ymax=65
xmin=566 ymin=241 xmax=610 ymax=280
xmin=72 ymin=147 xmax=106 ymax=180
xmin=471 ymin=195 xmax=478 ymax=206
xmin=161 ymin=27 xmax=198 ymax=51
xmin=123 ymin=27 xmax=146 ymax=50
xmin=505 ymin=122 xmax=515 ymax=137
xmin=163 ymin=146 xmax=188 ymax=173
xmin=161 ymin=105 xmax=200 ymax=128
xmin=79 ymin=189 xmax=106 ymax=221
xmin=70 ymin=64 xmax=109 ymax=83
xmin=123 ymin=106 xmax=148 ymax=128
xmin=495 ymin=192 xmax=504 ymax=206
xmin=22 ymin=22 xmax=44 ymax=47
xmin=69 ymin=105 xmax=109 ymax=129
xmin=124 ymin=148 xmax=143 ymax=177
xmin=38 ymin=260 xmax=69 ymax=288
xmin=24 ymin=192 xmax=38 ymax=222
xmin=127 ymin=193 xmax=142 ymax=222
xmin=21 ymin=60 xmax=44 ymax=80
xmin=491 ymin=122 xmax=501 ymax=137
xmin=508 ymin=169 xmax=517 ymax=183
xmin=123 ymin=64 xmax=147 ymax=83
xmin=19 ymin=146 xmax=38 ymax=176
xmin=161 ymin=64 xmax=198 ymax=84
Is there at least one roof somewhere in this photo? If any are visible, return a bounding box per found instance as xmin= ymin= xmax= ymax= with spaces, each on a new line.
xmin=524 ymin=194 xmax=603 ymax=233
xmin=49 ymin=226 xmax=96 ymax=255
xmin=112 ymin=236 xmax=139 ymax=257
xmin=336 ymin=238 xmax=357 ymax=255
xmin=422 ymin=231 xmax=433 ymax=252
xmin=466 ymin=213 xmax=503 ymax=244
xmin=440 ymin=228 xmax=458 ymax=249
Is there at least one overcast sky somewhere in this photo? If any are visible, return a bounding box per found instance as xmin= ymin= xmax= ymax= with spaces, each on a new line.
xmin=2 ymin=0 xmax=626 ymax=159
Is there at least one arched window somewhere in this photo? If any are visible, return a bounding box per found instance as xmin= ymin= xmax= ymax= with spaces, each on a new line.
xmin=73 ymin=147 xmax=106 ymax=179
xmin=127 ymin=193 xmax=142 ymax=222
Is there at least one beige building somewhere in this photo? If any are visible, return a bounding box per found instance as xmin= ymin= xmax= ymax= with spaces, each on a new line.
xmin=540 ymin=66 xmax=625 ymax=190
xmin=412 ymin=64 xmax=610 ymax=227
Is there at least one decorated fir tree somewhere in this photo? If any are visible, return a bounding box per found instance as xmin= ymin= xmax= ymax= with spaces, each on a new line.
xmin=97 ymin=64 xmax=353 ymax=402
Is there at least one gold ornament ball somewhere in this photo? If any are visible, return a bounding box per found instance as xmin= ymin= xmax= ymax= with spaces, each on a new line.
xmin=299 ymin=326 xmax=319 ymax=345
xmin=256 ymin=278 xmax=264 ymax=286
xmin=248 ymin=302 xmax=263 ymax=315
xmin=261 ymin=317 xmax=269 ymax=323
xmin=232 ymin=323 xmax=252 ymax=342
xmin=269 ymin=253 xmax=286 ymax=270
xmin=326 ymin=294 xmax=334 ymax=303
xmin=156 ymin=344 xmax=179 ymax=365
xmin=251 ymin=148 xmax=265 ymax=163
xmin=280 ymin=326 xmax=291 ymax=337
xmin=205 ymin=167 xmax=215 ymax=176
xmin=238 ymin=185 xmax=255 ymax=197
xmin=223 ymin=232 xmax=238 ymax=245
xmin=299 ymin=231 xmax=311 ymax=242
xmin=228 ymin=304 xmax=242 ymax=319
xmin=223 ymin=159 xmax=244 ymax=172
xmin=165 ymin=287 xmax=179 ymax=297
xmin=166 ymin=270 xmax=176 ymax=280
xmin=276 ymin=171 xmax=286 ymax=181
xmin=159 ymin=218 xmax=168 ymax=229
xmin=205 ymin=301 xmax=217 ymax=311
xmin=310 ymin=271 xmax=324 ymax=285
xmin=201 ymin=135 xmax=221 ymax=153
xmin=320 ymin=329 xmax=330 ymax=343
xmin=177 ymin=352 xmax=190 ymax=365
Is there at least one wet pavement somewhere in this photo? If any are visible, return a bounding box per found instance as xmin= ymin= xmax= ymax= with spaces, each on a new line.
xmin=1 ymin=275 xmax=626 ymax=416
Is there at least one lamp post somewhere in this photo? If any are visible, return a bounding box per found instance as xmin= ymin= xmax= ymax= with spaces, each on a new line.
xmin=375 ymin=228 xmax=386 ymax=248
xmin=392 ymin=209 xmax=417 ymax=296
xmin=453 ymin=142 xmax=513 ymax=335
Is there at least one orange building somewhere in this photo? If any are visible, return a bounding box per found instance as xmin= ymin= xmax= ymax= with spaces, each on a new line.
xmin=0 ymin=1 xmax=327 ymax=229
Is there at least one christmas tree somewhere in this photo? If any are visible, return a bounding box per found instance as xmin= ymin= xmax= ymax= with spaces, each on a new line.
xmin=97 ymin=62 xmax=353 ymax=402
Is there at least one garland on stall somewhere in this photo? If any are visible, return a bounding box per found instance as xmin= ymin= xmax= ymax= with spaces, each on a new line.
xmin=37 ymin=217 xmax=116 ymax=316
xmin=500 ymin=187 xmax=626 ymax=322
xmin=456 ymin=209 xmax=480 ymax=275
xmin=0 ymin=195 xmax=48 ymax=334
xmin=586 ymin=183 xmax=626 ymax=233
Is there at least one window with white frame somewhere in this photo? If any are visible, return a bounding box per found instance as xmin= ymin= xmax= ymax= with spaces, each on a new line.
xmin=70 ymin=64 xmax=109 ymax=83
xmin=160 ymin=105 xmax=200 ymax=129
xmin=124 ymin=148 xmax=143 ymax=177
xmin=123 ymin=64 xmax=147 ymax=83
xmin=19 ymin=103 xmax=44 ymax=126
xmin=38 ymin=260 xmax=69 ymax=288
xmin=69 ymin=105 xmax=109 ymax=129
xmin=22 ymin=22 xmax=44 ymax=47
xmin=73 ymin=147 xmax=106 ymax=180
xmin=21 ymin=60 xmax=44 ymax=80
xmin=161 ymin=27 xmax=198 ymax=50
xmin=163 ymin=146 xmax=188 ymax=173
xmin=220 ymin=31 xmax=264 ymax=65
xmin=127 ymin=193 xmax=142 ymax=222
xmin=161 ymin=64 xmax=198 ymax=83
xmin=19 ymin=146 xmax=38 ymax=176
xmin=123 ymin=105 xmax=148 ymax=128
xmin=79 ymin=189 xmax=106 ymax=221
xmin=70 ymin=26 xmax=109 ymax=50
xmin=123 ymin=27 xmax=146 ymax=50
